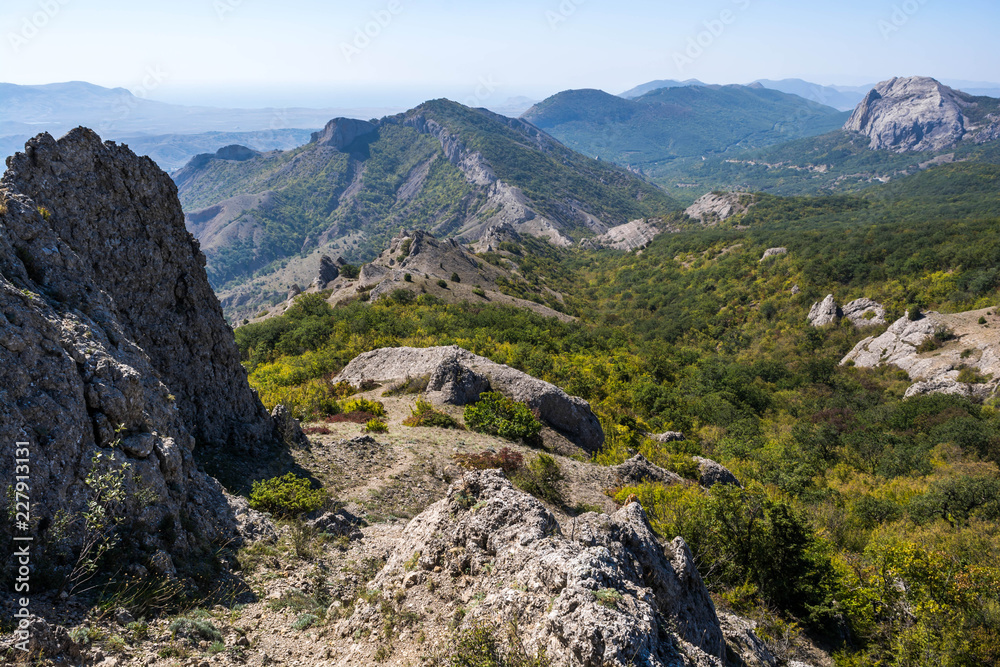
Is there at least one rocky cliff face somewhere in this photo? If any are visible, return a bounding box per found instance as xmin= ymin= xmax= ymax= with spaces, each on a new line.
xmin=844 ymin=76 xmax=1000 ymax=152
xmin=685 ymin=192 xmax=755 ymax=224
xmin=0 ymin=129 xmax=274 ymax=571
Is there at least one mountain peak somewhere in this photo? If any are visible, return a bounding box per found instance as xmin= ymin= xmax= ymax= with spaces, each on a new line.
xmin=845 ymin=75 xmax=1000 ymax=152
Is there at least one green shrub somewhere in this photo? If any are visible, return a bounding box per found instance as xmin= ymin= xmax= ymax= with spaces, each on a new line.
xmin=472 ymin=287 xmax=488 ymax=298
xmin=957 ymin=365 xmax=990 ymax=384
xmin=437 ymin=279 xmax=449 ymax=289
xmin=382 ymin=375 xmax=430 ymax=396
xmin=364 ymin=418 xmax=389 ymax=433
xmin=512 ymin=454 xmax=565 ymax=505
xmin=979 ymin=316 xmax=988 ymax=325
xmin=391 ymin=289 xmax=415 ymax=305
xmin=341 ymin=264 xmax=360 ymax=279
xmin=403 ymin=399 xmax=462 ymax=429
xmin=292 ymin=613 xmax=319 ymax=631
xmin=593 ymin=588 xmax=623 ymax=609
xmin=464 ymin=392 xmax=542 ymax=441
xmin=916 ymin=325 xmax=956 ymax=353
xmin=451 ymin=272 xmax=461 ymax=283
xmin=404 ymin=273 xmax=413 ymax=282
xmin=249 ymin=473 xmax=327 ymax=517
xmin=342 ymin=397 xmax=387 ymax=417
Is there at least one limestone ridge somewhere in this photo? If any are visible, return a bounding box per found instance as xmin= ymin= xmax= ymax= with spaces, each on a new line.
xmin=311 ymin=118 xmax=378 ymax=151
xmin=844 ymin=76 xmax=1000 ymax=152
xmin=3 ymin=128 xmax=275 ymax=455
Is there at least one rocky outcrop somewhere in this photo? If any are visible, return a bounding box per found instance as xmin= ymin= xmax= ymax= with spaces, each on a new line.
xmin=311 ymin=118 xmax=377 ymax=151
xmin=470 ymin=221 xmax=522 ymax=253
xmin=760 ymin=247 xmax=787 ymax=262
xmin=685 ymin=192 xmax=754 ymax=224
xmin=808 ymin=295 xmax=886 ymax=328
xmin=579 ymin=219 xmax=663 ymax=251
xmin=844 ymin=76 xmax=986 ymax=152
xmin=310 ymin=255 xmax=339 ymax=289
xmin=842 ymin=298 xmax=886 ymax=326
xmin=4 ymin=128 xmax=274 ymax=455
xmin=694 ymin=457 xmax=741 ymax=488
xmin=650 ymin=431 xmax=685 ymax=443
xmin=842 ymin=308 xmax=1000 ymax=399
xmin=334 ymin=346 xmax=604 ymax=452
xmin=340 ymin=470 xmax=756 ymax=666
xmin=808 ymin=295 xmax=840 ymax=327
xmin=0 ymin=129 xmax=275 ymax=574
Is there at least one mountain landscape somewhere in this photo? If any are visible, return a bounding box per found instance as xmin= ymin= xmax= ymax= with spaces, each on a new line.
xmin=4 ymin=55 xmax=1000 ymax=667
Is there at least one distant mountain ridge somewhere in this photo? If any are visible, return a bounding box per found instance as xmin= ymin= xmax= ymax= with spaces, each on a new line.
xmin=173 ymin=98 xmax=676 ymax=314
xmin=522 ymin=85 xmax=848 ymax=183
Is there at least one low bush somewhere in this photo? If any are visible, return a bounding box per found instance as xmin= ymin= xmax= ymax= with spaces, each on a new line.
xmin=449 ymin=620 xmax=550 ymax=667
xmin=464 ymin=392 xmax=542 ymax=441
xmin=364 ymin=418 xmax=389 ymax=433
xmin=342 ymin=397 xmax=386 ymax=417
xmin=403 ymin=399 xmax=462 ymax=429
xmin=249 ymin=473 xmax=327 ymax=517
xmin=437 ymin=279 xmax=449 ymax=289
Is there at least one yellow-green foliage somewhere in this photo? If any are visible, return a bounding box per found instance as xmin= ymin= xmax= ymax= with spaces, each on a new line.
xmin=342 ymin=397 xmax=386 ymax=417
xmin=363 ymin=418 xmax=388 ymax=433
xmin=249 ymin=473 xmax=327 ymax=517
xmin=594 ymin=420 xmax=700 ymax=480
xmin=255 ymin=377 xmax=339 ymax=422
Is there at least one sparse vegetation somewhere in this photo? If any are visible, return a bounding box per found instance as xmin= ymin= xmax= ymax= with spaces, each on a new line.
xmin=364 ymin=418 xmax=389 ymax=433
xmin=403 ymin=398 xmax=462 ymax=429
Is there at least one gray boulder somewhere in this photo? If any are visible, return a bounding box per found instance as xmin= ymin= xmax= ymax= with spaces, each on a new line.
xmin=808 ymin=294 xmax=840 ymax=326
xmin=579 ymin=219 xmax=661 ymax=251
xmin=334 ymin=346 xmax=604 ymax=452
xmin=694 ymin=457 xmax=741 ymax=488
xmin=759 ymin=247 xmax=787 ymax=262
xmin=311 ymin=255 xmax=340 ymax=289
xmin=649 ymin=431 xmax=685 ymax=443
xmin=271 ymin=404 xmax=308 ymax=446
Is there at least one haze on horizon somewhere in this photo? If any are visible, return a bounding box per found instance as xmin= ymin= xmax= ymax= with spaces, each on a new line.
xmin=2 ymin=0 xmax=998 ymax=109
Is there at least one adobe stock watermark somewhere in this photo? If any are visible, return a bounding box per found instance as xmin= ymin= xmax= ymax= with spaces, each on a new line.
xmin=341 ymin=1 xmax=403 ymax=63
xmin=11 ymin=441 xmax=33 ymax=653
xmin=96 ymin=65 xmax=169 ymax=136
xmin=673 ymin=0 xmax=752 ymax=74
xmin=461 ymin=75 xmax=501 ymax=109
xmin=878 ymin=0 xmax=930 ymax=39
xmin=7 ymin=0 xmax=72 ymax=53
xmin=546 ymin=0 xmax=586 ymax=31
xmin=214 ymin=0 xmax=247 ymax=21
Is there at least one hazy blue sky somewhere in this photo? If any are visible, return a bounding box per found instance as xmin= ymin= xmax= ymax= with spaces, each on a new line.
xmin=2 ymin=0 xmax=998 ymax=107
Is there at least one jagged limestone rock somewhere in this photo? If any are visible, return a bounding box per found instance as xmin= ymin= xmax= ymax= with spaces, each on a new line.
xmin=808 ymin=294 xmax=840 ymax=327
xmin=334 ymin=345 xmax=604 ymax=452
xmin=686 ymin=192 xmax=755 ymax=224
xmin=311 ymin=255 xmax=339 ymax=289
xmin=340 ymin=470 xmax=756 ymax=666
xmin=311 ymin=118 xmax=377 ymax=151
xmin=842 ymin=298 xmax=886 ymax=327
xmin=579 ymin=219 xmax=663 ymax=251
xmin=0 ymin=128 xmax=275 ymax=570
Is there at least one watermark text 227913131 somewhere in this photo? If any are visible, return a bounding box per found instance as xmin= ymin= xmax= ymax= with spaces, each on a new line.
xmin=11 ymin=441 xmax=33 ymax=653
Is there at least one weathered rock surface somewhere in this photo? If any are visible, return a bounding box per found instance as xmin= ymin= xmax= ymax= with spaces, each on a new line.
xmin=686 ymin=192 xmax=754 ymax=224
xmin=694 ymin=457 xmax=741 ymax=488
xmin=470 ymin=221 xmax=522 ymax=253
xmin=0 ymin=129 xmax=274 ymax=569
xmin=334 ymin=345 xmax=604 ymax=452
xmin=579 ymin=218 xmax=663 ymax=251
xmin=341 ymin=470 xmax=765 ymax=666
xmin=842 ymin=308 xmax=1000 ymax=399
xmin=4 ymin=128 xmax=274 ymax=454
xmin=650 ymin=431 xmax=685 ymax=443
xmin=842 ymin=298 xmax=886 ymax=326
xmin=808 ymin=294 xmax=840 ymax=327
xmin=759 ymin=247 xmax=787 ymax=262
xmin=844 ymin=76 xmax=997 ymax=152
